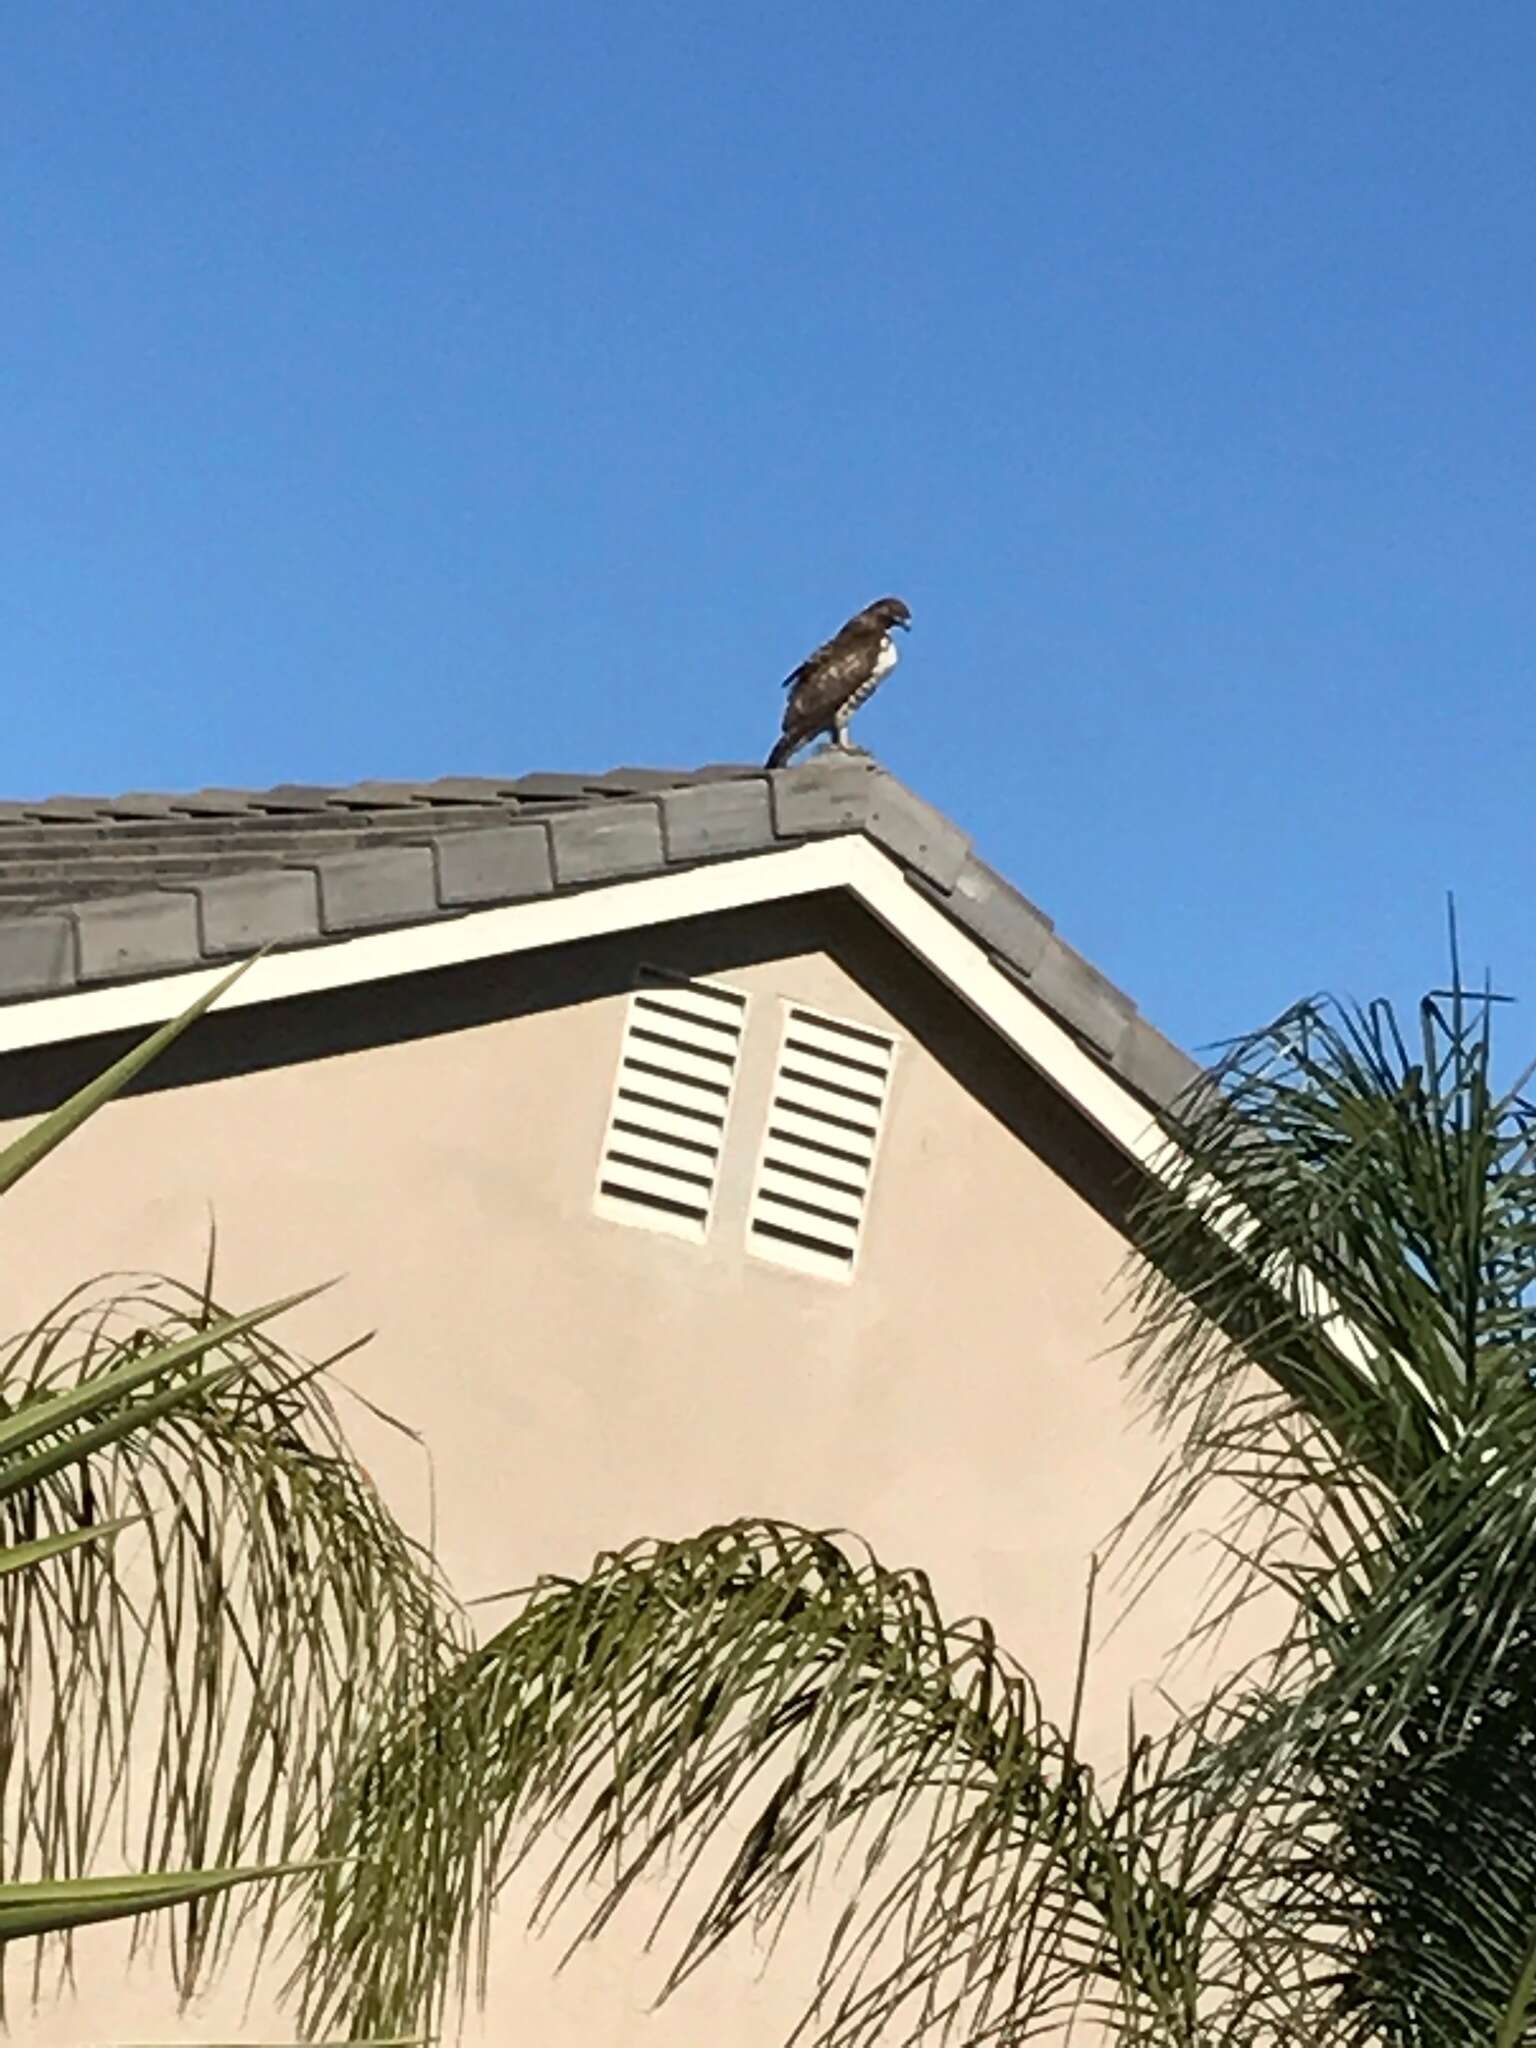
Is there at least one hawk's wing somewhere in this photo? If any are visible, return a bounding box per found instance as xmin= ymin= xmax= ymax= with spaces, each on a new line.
xmin=781 ymin=623 xmax=841 ymax=688
xmin=780 ymin=628 xmax=876 ymax=740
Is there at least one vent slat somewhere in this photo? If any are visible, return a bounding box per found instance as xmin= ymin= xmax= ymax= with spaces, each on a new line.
xmin=778 ymin=1058 xmax=884 ymax=1109
xmin=630 ymin=1021 xmax=739 ymax=1066
xmin=598 ymin=1178 xmax=710 ymax=1224
xmin=756 ymin=1166 xmax=864 ymax=1228
xmin=621 ymin=1037 xmax=736 ymax=1090
xmin=609 ymin=1118 xmax=719 ymax=1164
xmin=636 ymin=974 xmax=748 ymax=1021
xmin=776 ymin=1058 xmax=878 ymax=1101
xmin=785 ymin=1006 xmax=894 ymax=1054
xmin=596 ymin=970 xmax=747 ymax=1242
xmin=605 ymin=1150 xmax=714 ymax=1195
xmin=771 ymin=1088 xmax=881 ymax=1143
xmin=612 ymin=1098 xmax=723 ymax=1149
xmin=752 ymin=1217 xmax=857 ymax=1263
xmin=783 ymin=1016 xmax=894 ymax=1073
xmin=633 ymin=996 xmax=744 ymax=1045
xmin=757 ymin=1145 xmax=869 ymax=1197
xmin=616 ymin=1083 xmax=726 ymax=1131
xmin=764 ymin=1111 xmax=877 ymax=1170
xmin=754 ymin=1197 xmax=862 ymax=1247
xmin=630 ymin=1008 xmax=742 ymax=1055
xmin=749 ymin=1005 xmax=897 ymax=1281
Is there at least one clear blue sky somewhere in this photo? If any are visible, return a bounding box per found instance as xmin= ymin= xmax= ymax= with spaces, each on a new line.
xmin=6 ymin=4 xmax=1533 ymax=1056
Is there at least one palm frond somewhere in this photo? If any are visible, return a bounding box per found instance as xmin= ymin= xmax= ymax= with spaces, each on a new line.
xmin=0 ymin=1273 xmax=469 ymax=2013
xmin=1118 ymin=958 xmax=1536 ymax=2044
xmin=301 ymin=1520 xmax=1232 ymax=2048
xmin=0 ymin=966 xmax=473 ymax=2022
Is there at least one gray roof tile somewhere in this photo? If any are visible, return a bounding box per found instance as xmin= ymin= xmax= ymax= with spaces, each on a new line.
xmin=168 ymin=789 xmax=272 ymax=816
xmin=312 ymin=847 xmax=438 ymax=932
xmin=26 ymin=797 xmax=112 ymax=822
xmin=768 ymin=753 xmax=878 ymax=836
xmin=660 ymin=779 xmax=775 ymax=862
xmin=585 ymin=767 xmax=694 ymax=793
xmin=416 ymin=776 xmax=527 ymax=804
xmin=944 ymin=857 xmax=1054 ymax=976
xmin=100 ymin=793 xmax=190 ymax=819
xmin=0 ymin=754 xmax=1195 ymax=1109
xmin=73 ymin=891 xmax=202 ymax=983
xmin=506 ymin=772 xmax=604 ymax=801
xmin=865 ymin=777 xmax=970 ymax=892
xmin=674 ymin=763 xmax=764 ymax=784
xmin=1118 ymin=1017 xmax=1203 ymax=1107
xmin=255 ymin=785 xmax=347 ymax=813
xmin=550 ymin=802 xmax=665 ymax=886
xmin=0 ymin=914 xmax=76 ymax=995
xmin=324 ymin=781 xmax=430 ymax=809
xmin=198 ymin=870 xmax=323 ymax=956
xmin=434 ymin=823 xmax=554 ymax=905
xmin=1028 ymin=935 xmax=1136 ymax=1061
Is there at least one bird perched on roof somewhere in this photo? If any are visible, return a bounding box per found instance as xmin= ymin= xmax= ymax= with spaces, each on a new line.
xmin=765 ymin=597 xmax=912 ymax=769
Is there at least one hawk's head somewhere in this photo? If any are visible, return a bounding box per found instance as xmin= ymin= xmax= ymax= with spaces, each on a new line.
xmin=859 ymin=596 xmax=912 ymax=635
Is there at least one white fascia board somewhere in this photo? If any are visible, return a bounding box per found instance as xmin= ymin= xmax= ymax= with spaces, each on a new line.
xmin=0 ymin=836 xmax=1161 ymax=1167
xmin=835 ymin=839 xmax=1165 ymax=1171
xmin=0 ymin=843 xmax=853 ymax=1051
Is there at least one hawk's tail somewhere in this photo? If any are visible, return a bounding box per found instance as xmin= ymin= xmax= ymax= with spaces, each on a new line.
xmin=765 ymin=733 xmax=797 ymax=770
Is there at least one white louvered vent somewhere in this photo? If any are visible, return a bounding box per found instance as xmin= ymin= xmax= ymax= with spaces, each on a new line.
xmin=593 ymin=969 xmax=748 ymax=1241
xmin=747 ymin=1004 xmax=898 ymax=1280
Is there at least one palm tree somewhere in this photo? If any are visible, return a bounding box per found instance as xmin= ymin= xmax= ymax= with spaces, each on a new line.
xmin=0 ymin=967 xmax=466 ymax=2037
xmin=294 ymin=951 xmax=1536 ymax=2047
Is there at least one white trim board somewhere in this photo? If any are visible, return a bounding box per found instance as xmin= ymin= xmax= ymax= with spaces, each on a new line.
xmin=0 ymin=837 xmax=1165 ymax=1173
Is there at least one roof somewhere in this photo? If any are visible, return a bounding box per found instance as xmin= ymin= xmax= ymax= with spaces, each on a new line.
xmin=0 ymin=756 xmax=1199 ymax=1110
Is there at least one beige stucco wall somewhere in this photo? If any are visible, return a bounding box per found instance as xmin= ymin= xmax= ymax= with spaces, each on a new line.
xmin=0 ymin=902 xmax=1221 ymax=2045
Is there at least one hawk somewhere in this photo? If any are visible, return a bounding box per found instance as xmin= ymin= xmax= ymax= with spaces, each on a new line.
xmin=765 ymin=596 xmax=912 ymax=769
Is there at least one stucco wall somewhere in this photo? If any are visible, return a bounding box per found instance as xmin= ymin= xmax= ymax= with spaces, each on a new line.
xmin=0 ymin=899 xmax=1217 ymax=2045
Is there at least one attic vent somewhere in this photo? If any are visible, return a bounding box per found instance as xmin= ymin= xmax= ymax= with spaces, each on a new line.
xmin=747 ymin=1005 xmax=897 ymax=1280
xmin=594 ymin=969 xmax=748 ymax=1241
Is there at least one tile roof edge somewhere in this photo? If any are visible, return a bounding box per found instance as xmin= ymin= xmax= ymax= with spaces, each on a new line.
xmin=0 ymin=759 xmax=1201 ymax=1112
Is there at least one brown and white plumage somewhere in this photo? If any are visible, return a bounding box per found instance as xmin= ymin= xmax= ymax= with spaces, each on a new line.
xmin=765 ymin=596 xmax=912 ymax=769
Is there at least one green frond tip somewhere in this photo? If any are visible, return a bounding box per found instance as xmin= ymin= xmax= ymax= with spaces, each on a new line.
xmin=0 ymin=1514 xmax=140 ymax=1577
xmin=0 ymin=954 xmax=260 ymax=1199
xmin=0 ymin=1862 xmax=315 ymax=1941
xmin=0 ymin=1283 xmax=327 ymax=1475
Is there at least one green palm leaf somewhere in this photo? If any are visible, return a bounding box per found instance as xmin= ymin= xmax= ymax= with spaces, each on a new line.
xmin=0 ymin=964 xmax=470 ymax=2021
xmin=0 ymin=958 xmax=255 ymax=1200
xmin=0 ymin=1514 xmax=139 ymax=1577
xmin=0 ymin=1863 xmax=311 ymax=1941
xmin=301 ymin=1521 xmax=1222 ymax=2047
xmin=1117 ymin=956 xmax=1536 ymax=2042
